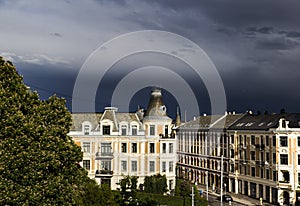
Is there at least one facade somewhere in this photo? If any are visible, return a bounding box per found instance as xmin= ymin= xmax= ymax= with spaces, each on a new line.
xmin=228 ymin=113 xmax=300 ymax=205
xmin=68 ymin=88 xmax=177 ymax=191
xmin=177 ymin=112 xmax=300 ymax=206
xmin=176 ymin=113 xmax=244 ymax=192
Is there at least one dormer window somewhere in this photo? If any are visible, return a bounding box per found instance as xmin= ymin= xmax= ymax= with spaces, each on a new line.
xmin=282 ymin=119 xmax=286 ymax=128
xmin=84 ymin=125 xmax=90 ymax=135
xmin=150 ymin=125 xmax=155 ymax=136
xmin=132 ymin=125 xmax=137 ymax=135
xmin=121 ymin=125 xmax=127 ymax=135
xmin=103 ymin=125 xmax=110 ymax=135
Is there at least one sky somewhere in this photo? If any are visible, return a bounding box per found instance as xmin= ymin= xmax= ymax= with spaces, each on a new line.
xmin=0 ymin=0 xmax=300 ymax=120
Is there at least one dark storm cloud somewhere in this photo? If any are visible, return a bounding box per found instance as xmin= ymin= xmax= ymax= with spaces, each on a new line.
xmin=255 ymin=37 xmax=300 ymax=51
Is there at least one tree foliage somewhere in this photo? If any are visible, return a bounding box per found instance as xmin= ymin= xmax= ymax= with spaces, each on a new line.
xmin=117 ymin=175 xmax=139 ymax=206
xmin=75 ymin=178 xmax=117 ymax=206
xmin=144 ymin=174 xmax=168 ymax=195
xmin=0 ymin=57 xmax=87 ymax=205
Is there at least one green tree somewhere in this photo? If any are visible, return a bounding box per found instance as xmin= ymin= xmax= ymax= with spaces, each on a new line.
xmin=0 ymin=57 xmax=87 ymax=205
xmin=117 ymin=175 xmax=139 ymax=206
xmin=175 ymin=178 xmax=191 ymax=206
xmin=76 ymin=178 xmax=117 ymax=206
xmin=144 ymin=174 xmax=168 ymax=194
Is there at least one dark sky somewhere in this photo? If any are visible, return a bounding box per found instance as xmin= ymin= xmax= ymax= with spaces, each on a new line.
xmin=0 ymin=0 xmax=300 ymax=120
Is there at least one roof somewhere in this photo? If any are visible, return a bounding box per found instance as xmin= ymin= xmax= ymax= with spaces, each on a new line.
xmin=70 ymin=113 xmax=102 ymax=131
xmin=179 ymin=114 xmax=224 ymax=130
xmin=228 ymin=113 xmax=300 ymax=130
xmin=70 ymin=109 xmax=141 ymax=132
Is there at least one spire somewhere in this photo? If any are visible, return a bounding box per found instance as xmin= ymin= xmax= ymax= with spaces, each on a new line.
xmin=144 ymin=88 xmax=167 ymax=117
xmin=175 ymin=107 xmax=181 ymax=126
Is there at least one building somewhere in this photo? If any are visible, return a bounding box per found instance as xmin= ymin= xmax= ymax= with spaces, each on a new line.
xmin=68 ymin=88 xmax=177 ymax=191
xmin=228 ymin=113 xmax=300 ymax=205
xmin=177 ymin=111 xmax=300 ymax=206
xmin=176 ymin=113 xmax=244 ymax=192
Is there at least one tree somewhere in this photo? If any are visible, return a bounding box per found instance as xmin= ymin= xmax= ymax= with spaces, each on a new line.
xmin=75 ymin=178 xmax=117 ymax=206
xmin=0 ymin=57 xmax=87 ymax=205
xmin=117 ymin=175 xmax=139 ymax=206
xmin=175 ymin=178 xmax=191 ymax=206
xmin=144 ymin=174 xmax=168 ymax=194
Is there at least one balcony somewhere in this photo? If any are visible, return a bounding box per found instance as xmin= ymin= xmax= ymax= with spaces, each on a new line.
xmin=95 ymin=152 xmax=113 ymax=159
xmin=95 ymin=169 xmax=113 ymax=177
xmin=278 ymin=181 xmax=292 ymax=190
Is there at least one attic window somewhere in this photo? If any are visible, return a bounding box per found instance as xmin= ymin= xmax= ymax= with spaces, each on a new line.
xmin=267 ymin=122 xmax=273 ymax=126
xmin=236 ymin=123 xmax=245 ymax=127
xmin=245 ymin=122 xmax=254 ymax=127
xmin=84 ymin=125 xmax=90 ymax=135
xmin=121 ymin=125 xmax=127 ymax=135
xmin=258 ymin=122 xmax=265 ymax=127
xmin=103 ymin=125 xmax=110 ymax=135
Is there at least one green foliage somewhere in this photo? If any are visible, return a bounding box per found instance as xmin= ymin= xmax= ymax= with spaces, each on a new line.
xmin=174 ymin=178 xmax=207 ymax=206
xmin=117 ymin=175 xmax=139 ymax=206
xmin=144 ymin=174 xmax=168 ymax=194
xmin=75 ymin=178 xmax=117 ymax=206
xmin=0 ymin=57 xmax=87 ymax=205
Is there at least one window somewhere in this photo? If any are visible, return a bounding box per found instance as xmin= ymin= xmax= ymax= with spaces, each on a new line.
xmin=84 ymin=125 xmax=90 ymax=135
xmin=162 ymin=143 xmax=166 ymax=153
xmin=298 ymin=173 xmax=300 ymax=184
xmin=103 ymin=125 xmax=110 ymax=135
xmin=165 ymin=125 xmax=168 ymax=136
xmin=101 ymin=160 xmax=111 ymax=171
xmin=121 ymin=125 xmax=127 ymax=135
xmin=251 ymin=151 xmax=255 ymax=160
xmin=230 ymin=149 xmax=234 ymax=158
xmin=260 ymin=168 xmax=264 ymax=178
xmin=132 ymin=143 xmax=137 ymax=153
xmin=230 ymin=135 xmax=234 ymax=144
xmin=266 ymin=136 xmax=269 ymax=146
xmin=101 ymin=143 xmax=112 ymax=155
xmin=169 ymin=180 xmax=173 ymax=190
xmin=273 ymin=153 xmax=276 ymax=164
xmin=282 ymin=171 xmax=290 ymax=183
xmin=150 ymin=125 xmax=155 ymax=136
xmin=83 ymin=160 xmax=90 ymax=170
xmin=162 ymin=161 xmax=166 ymax=172
xmin=266 ymin=152 xmax=270 ymax=162
xmin=131 ymin=161 xmax=137 ymax=172
xmin=149 ymin=161 xmax=155 ymax=172
xmin=169 ymin=143 xmax=173 ymax=153
xmin=121 ymin=143 xmax=127 ymax=153
xmin=280 ymin=136 xmax=288 ymax=147
xmin=280 ymin=154 xmax=288 ymax=165
xmin=272 ymin=136 xmax=276 ymax=147
xmin=266 ymin=169 xmax=270 ymax=179
xmin=132 ymin=125 xmax=137 ymax=135
xmin=251 ymin=167 xmax=255 ymax=177
xmin=273 ymin=171 xmax=277 ymax=181
xmin=83 ymin=142 xmax=90 ymax=153
xmin=260 ymin=136 xmax=264 ymax=145
xmin=150 ymin=143 xmax=155 ymax=153
xmin=298 ymin=136 xmax=300 ymax=147
xmin=169 ymin=161 xmax=174 ymax=172
xmin=298 ymin=154 xmax=300 ymax=165
xmin=251 ymin=135 xmax=255 ymax=145
xmin=121 ymin=161 xmax=127 ymax=171
xmin=282 ymin=119 xmax=286 ymax=128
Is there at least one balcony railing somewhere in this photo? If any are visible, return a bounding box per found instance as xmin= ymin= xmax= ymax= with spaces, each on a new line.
xmin=95 ymin=170 xmax=113 ymax=177
xmin=95 ymin=152 xmax=113 ymax=159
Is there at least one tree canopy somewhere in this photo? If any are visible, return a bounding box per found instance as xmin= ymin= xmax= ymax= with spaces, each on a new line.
xmin=144 ymin=174 xmax=168 ymax=195
xmin=0 ymin=57 xmax=88 ymax=205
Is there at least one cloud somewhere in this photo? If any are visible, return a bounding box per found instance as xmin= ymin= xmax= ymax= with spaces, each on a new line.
xmin=1 ymin=52 xmax=71 ymax=66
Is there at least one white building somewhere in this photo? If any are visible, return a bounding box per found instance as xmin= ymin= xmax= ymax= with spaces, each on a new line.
xmin=68 ymin=88 xmax=178 ymax=191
